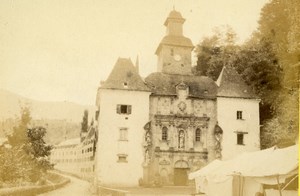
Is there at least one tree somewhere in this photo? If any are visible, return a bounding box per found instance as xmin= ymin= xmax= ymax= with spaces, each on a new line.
xmin=193 ymin=26 xmax=239 ymax=80
xmin=1 ymin=107 xmax=53 ymax=184
xmin=7 ymin=106 xmax=31 ymax=147
xmin=80 ymin=110 xmax=89 ymax=142
xmin=193 ymin=18 xmax=292 ymax=148
xmin=257 ymin=0 xmax=299 ymax=148
xmin=81 ymin=110 xmax=89 ymax=133
xmin=26 ymin=126 xmax=53 ymax=181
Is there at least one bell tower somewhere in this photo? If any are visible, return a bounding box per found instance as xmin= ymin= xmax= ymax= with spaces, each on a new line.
xmin=155 ymin=10 xmax=194 ymax=75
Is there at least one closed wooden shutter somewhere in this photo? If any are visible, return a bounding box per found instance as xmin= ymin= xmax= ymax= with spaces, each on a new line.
xmin=117 ymin=104 xmax=121 ymax=114
xmin=127 ymin=105 xmax=132 ymax=114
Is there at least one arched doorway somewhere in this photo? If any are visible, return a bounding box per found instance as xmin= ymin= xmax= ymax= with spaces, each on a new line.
xmin=174 ymin=160 xmax=189 ymax=186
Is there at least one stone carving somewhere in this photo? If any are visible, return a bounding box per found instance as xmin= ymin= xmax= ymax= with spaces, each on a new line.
xmin=145 ymin=149 xmax=150 ymax=164
xmin=159 ymin=159 xmax=170 ymax=165
xmin=214 ymin=123 xmax=223 ymax=159
xmin=177 ymin=101 xmax=187 ymax=112
xmin=178 ymin=130 xmax=185 ymax=149
xmin=145 ymin=131 xmax=151 ymax=146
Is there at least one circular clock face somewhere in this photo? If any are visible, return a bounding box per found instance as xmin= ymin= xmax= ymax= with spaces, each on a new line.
xmin=174 ymin=54 xmax=182 ymax=61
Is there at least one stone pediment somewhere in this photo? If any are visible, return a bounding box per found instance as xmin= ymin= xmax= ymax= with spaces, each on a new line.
xmin=159 ymin=159 xmax=170 ymax=165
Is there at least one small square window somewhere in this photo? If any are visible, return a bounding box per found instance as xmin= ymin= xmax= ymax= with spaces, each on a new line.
xmin=237 ymin=133 xmax=244 ymax=145
xmin=117 ymin=154 xmax=128 ymax=163
xmin=237 ymin=111 xmax=243 ymax=120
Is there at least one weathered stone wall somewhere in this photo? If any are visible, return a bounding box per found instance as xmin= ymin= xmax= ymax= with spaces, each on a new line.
xmin=147 ymin=93 xmax=217 ymax=185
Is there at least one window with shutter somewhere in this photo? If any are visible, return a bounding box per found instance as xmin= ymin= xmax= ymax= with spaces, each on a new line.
xmin=127 ymin=105 xmax=132 ymax=114
xmin=116 ymin=104 xmax=132 ymax=115
xmin=117 ymin=105 xmax=121 ymax=114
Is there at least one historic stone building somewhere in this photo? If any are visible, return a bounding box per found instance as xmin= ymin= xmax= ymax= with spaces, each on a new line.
xmin=95 ymin=10 xmax=260 ymax=187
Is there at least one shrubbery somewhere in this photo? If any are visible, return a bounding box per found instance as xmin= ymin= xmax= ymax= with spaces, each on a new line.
xmin=0 ymin=107 xmax=53 ymax=187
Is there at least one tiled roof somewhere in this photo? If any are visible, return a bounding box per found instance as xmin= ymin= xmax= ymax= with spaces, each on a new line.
xmin=145 ymin=72 xmax=218 ymax=98
xmin=57 ymin=138 xmax=80 ymax=146
xmin=155 ymin=35 xmax=194 ymax=54
xmin=100 ymin=58 xmax=150 ymax=92
xmin=217 ymin=66 xmax=258 ymax=99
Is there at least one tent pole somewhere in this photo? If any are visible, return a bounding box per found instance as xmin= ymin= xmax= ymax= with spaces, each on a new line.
xmin=276 ymin=175 xmax=282 ymax=196
xmin=282 ymin=174 xmax=298 ymax=191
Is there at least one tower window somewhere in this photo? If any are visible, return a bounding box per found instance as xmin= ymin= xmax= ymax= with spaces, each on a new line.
xmin=117 ymin=104 xmax=132 ymax=114
xmin=162 ymin=127 xmax=168 ymax=141
xmin=237 ymin=111 xmax=243 ymax=120
xmin=170 ymin=48 xmax=174 ymax=56
xmin=195 ymin=128 xmax=201 ymax=142
xmin=237 ymin=133 xmax=244 ymax=145
xmin=123 ymin=82 xmax=128 ymax=88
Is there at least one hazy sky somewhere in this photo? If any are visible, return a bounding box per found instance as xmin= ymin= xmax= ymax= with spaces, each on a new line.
xmin=0 ymin=0 xmax=268 ymax=105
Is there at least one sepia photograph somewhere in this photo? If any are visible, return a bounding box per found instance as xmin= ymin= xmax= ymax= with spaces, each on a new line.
xmin=0 ymin=0 xmax=299 ymax=195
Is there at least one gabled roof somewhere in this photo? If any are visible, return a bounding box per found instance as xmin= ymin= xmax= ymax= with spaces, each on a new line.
xmin=217 ymin=66 xmax=258 ymax=99
xmin=145 ymin=72 xmax=218 ymax=98
xmin=100 ymin=58 xmax=150 ymax=92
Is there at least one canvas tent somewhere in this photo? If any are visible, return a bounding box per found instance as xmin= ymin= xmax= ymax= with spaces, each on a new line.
xmin=189 ymin=145 xmax=298 ymax=196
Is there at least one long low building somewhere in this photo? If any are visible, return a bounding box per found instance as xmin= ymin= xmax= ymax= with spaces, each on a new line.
xmin=50 ymin=125 xmax=97 ymax=181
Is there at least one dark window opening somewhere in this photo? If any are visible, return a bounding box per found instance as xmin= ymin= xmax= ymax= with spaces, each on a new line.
xmin=162 ymin=127 xmax=168 ymax=141
xmin=117 ymin=154 xmax=128 ymax=163
xmin=237 ymin=111 xmax=243 ymax=120
xmin=237 ymin=133 xmax=244 ymax=145
xmin=195 ymin=128 xmax=201 ymax=142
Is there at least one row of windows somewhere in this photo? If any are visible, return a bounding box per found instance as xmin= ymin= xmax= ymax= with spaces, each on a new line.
xmin=82 ymin=147 xmax=94 ymax=154
xmin=161 ymin=127 xmax=202 ymax=142
xmin=52 ymin=151 xmax=77 ymax=156
xmin=116 ymin=105 xmax=244 ymax=121
xmin=53 ymin=156 xmax=94 ymax=164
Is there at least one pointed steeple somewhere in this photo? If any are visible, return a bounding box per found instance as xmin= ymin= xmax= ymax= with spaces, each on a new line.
xmin=135 ymin=55 xmax=139 ymax=74
xmin=216 ymin=66 xmax=225 ymax=86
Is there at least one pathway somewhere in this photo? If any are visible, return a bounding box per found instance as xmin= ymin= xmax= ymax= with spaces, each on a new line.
xmin=39 ymin=174 xmax=94 ymax=196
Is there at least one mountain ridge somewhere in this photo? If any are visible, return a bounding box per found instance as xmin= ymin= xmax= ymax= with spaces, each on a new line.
xmin=0 ymin=89 xmax=96 ymax=122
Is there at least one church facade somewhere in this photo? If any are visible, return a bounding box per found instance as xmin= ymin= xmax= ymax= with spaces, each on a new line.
xmin=95 ymin=10 xmax=260 ymax=187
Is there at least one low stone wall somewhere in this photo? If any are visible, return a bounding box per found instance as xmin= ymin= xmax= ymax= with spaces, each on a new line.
xmin=0 ymin=172 xmax=70 ymax=196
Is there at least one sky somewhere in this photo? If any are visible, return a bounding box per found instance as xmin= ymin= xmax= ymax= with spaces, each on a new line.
xmin=0 ymin=0 xmax=269 ymax=105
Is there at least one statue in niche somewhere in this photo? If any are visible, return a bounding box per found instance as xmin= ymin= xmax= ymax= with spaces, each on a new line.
xmin=214 ymin=123 xmax=223 ymax=159
xmin=178 ymin=130 xmax=185 ymax=149
xmin=145 ymin=131 xmax=151 ymax=146
xmin=145 ymin=149 xmax=150 ymax=164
